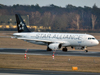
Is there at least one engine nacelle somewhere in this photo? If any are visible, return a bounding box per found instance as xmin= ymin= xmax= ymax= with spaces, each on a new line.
xmin=49 ymin=43 xmax=62 ymax=50
xmin=71 ymin=46 xmax=85 ymax=50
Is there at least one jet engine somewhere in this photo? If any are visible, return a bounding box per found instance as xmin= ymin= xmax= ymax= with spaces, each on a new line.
xmin=48 ymin=43 xmax=62 ymax=50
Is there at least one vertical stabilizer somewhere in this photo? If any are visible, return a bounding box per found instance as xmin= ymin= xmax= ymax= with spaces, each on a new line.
xmin=15 ymin=14 xmax=31 ymax=33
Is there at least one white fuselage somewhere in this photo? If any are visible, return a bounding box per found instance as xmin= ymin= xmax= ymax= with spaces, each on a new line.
xmin=13 ymin=32 xmax=99 ymax=47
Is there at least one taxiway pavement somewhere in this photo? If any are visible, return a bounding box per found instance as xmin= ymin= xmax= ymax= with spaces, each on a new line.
xmin=0 ymin=68 xmax=100 ymax=75
xmin=0 ymin=48 xmax=100 ymax=75
xmin=0 ymin=48 xmax=100 ymax=57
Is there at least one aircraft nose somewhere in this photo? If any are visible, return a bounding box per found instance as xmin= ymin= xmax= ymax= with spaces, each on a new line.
xmin=91 ymin=40 xmax=99 ymax=46
xmin=95 ymin=40 xmax=99 ymax=45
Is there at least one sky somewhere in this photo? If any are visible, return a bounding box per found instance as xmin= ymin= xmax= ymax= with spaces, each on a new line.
xmin=0 ymin=0 xmax=100 ymax=8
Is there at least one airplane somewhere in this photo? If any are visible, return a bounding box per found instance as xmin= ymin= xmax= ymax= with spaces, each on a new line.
xmin=13 ymin=14 xmax=99 ymax=52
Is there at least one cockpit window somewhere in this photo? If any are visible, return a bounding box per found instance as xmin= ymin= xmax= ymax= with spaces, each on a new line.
xmin=88 ymin=38 xmax=95 ymax=40
xmin=92 ymin=38 xmax=95 ymax=39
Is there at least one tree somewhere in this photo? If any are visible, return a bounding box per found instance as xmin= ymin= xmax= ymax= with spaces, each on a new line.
xmin=41 ymin=12 xmax=51 ymax=26
xmin=92 ymin=4 xmax=98 ymax=9
xmin=72 ymin=14 xmax=80 ymax=30
xmin=91 ymin=14 xmax=97 ymax=30
xmin=30 ymin=11 xmax=42 ymax=26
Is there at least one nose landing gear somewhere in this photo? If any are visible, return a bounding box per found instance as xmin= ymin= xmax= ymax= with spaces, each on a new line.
xmin=84 ymin=46 xmax=88 ymax=53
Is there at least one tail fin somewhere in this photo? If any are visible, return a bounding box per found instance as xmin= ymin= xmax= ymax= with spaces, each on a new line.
xmin=15 ymin=14 xmax=31 ymax=33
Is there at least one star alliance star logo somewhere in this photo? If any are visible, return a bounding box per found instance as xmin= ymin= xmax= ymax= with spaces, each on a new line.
xmin=18 ymin=22 xmax=24 ymax=30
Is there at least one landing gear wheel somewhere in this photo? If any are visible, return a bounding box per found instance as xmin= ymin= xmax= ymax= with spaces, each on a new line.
xmin=62 ymin=47 xmax=68 ymax=52
xmin=47 ymin=47 xmax=52 ymax=51
xmin=85 ymin=50 xmax=88 ymax=52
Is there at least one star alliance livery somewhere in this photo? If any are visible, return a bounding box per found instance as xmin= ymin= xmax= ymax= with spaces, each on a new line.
xmin=13 ymin=14 xmax=99 ymax=52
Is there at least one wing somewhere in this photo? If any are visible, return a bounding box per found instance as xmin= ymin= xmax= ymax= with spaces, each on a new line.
xmin=0 ymin=33 xmax=14 ymax=38
xmin=17 ymin=37 xmax=71 ymax=47
xmin=0 ymin=36 xmax=12 ymax=38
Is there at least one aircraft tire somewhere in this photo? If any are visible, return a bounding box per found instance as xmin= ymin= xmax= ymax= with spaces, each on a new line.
xmin=85 ymin=50 xmax=88 ymax=52
xmin=62 ymin=47 xmax=68 ymax=52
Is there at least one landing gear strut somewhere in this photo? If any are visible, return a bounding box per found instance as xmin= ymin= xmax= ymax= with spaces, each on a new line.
xmin=84 ymin=46 xmax=88 ymax=53
xmin=62 ymin=47 xmax=68 ymax=52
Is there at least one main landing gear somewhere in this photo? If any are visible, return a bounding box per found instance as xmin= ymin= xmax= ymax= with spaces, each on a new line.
xmin=62 ymin=47 xmax=68 ymax=52
xmin=85 ymin=50 xmax=88 ymax=52
xmin=47 ymin=47 xmax=52 ymax=51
